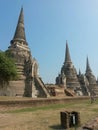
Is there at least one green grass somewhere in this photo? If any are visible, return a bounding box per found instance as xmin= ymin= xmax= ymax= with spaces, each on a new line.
xmin=0 ymin=97 xmax=98 ymax=130
xmin=7 ymin=103 xmax=73 ymax=113
xmin=7 ymin=99 xmax=92 ymax=113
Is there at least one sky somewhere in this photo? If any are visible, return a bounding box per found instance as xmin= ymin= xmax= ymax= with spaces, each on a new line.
xmin=1 ymin=0 xmax=98 ymax=83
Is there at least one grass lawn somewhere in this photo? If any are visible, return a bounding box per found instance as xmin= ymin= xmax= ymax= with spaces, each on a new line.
xmin=0 ymin=97 xmax=97 ymax=130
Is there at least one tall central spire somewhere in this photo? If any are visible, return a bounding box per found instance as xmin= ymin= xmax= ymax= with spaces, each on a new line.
xmin=64 ymin=40 xmax=72 ymax=64
xmin=11 ymin=7 xmax=27 ymax=44
xmin=86 ymin=57 xmax=92 ymax=73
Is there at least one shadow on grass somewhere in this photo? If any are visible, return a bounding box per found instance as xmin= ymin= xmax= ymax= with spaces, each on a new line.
xmin=49 ymin=124 xmax=65 ymax=130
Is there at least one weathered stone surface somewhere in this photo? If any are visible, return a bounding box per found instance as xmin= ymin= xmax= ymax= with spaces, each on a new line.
xmin=84 ymin=57 xmax=98 ymax=96
xmin=56 ymin=41 xmax=98 ymax=96
xmin=3 ymin=7 xmax=50 ymax=98
xmin=56 ymin=41 xmax=81 ymax=95
xmin=82 ymin=117 xmax=98 ymax=130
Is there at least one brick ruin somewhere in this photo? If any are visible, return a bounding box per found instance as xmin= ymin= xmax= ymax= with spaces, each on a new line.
xmin=56 ymin=41 xmax=98 ymax=96
xmin=0 ymin=8 xmax=50 ymax=98
xmin=0 ymin=8 xmax=98 ymax=98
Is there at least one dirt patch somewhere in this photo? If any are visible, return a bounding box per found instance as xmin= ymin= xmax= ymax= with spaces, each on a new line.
xmin=0 ymin=96 xmax=97 ymax=130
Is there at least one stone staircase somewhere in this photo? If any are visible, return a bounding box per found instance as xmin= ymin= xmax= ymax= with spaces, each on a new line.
xmin=34 ymin=76 xmax=50 ymax=98
xmin=64 ymin=88 xmax=76 ymax=96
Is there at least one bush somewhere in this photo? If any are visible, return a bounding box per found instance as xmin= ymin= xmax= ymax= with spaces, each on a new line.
xmin=0 ymin=51 xmax=18 ymax=87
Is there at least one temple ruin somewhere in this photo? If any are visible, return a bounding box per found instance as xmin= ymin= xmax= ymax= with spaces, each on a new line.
xmin=0 ymin=8 xmax=50 ymax=98
xmin=56 ymin=41 xmax=98 ymax=96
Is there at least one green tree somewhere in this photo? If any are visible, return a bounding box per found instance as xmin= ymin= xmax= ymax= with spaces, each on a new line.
xmin=0 ymin=51 xmax=17 ymax=87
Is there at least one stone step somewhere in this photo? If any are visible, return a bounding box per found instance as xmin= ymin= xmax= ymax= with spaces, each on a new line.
xmin=34 ymin=77 xmax=50 ymax=97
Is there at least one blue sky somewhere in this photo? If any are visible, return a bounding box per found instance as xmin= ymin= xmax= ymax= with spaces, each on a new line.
xmin=1 ymin=0 xmax=98 ymax=83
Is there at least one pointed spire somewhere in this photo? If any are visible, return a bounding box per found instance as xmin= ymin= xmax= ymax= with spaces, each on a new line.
xmin=86 ymin=57 xmax=92 ymax=73
xmin=12 ymin=7 xmax=27 ymax=44
xmin=64 ymin=40 xmax=72 ymax=64
xmin=79 ymin=69 xmax=81 ymax=76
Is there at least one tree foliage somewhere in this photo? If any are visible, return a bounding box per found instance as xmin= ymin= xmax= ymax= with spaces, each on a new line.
xmin=0 ymin=51 xmax=17 ymax=87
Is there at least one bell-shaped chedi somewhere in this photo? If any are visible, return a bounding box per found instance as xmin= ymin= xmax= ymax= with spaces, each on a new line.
xmin=85 ymin=57 xmax=98 ymax=95
xmin=5 ymin=7 xmax=50 ymax=98
xmin=56 ymin=41 xmax=80 ymax=90
xmin=85 ymin=57 xmax=96 ymax=85
xmin=8 ymin=7 xmax=32 ymax=80
xmin=8 ymin=7 xmax=30 ymax=65
xmin=61 ymin=41 xmax=80 ymax=89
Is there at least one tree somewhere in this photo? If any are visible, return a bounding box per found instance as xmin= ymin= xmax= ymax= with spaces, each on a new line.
xmin=0 ymin=51 xmax=17 ymax=87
